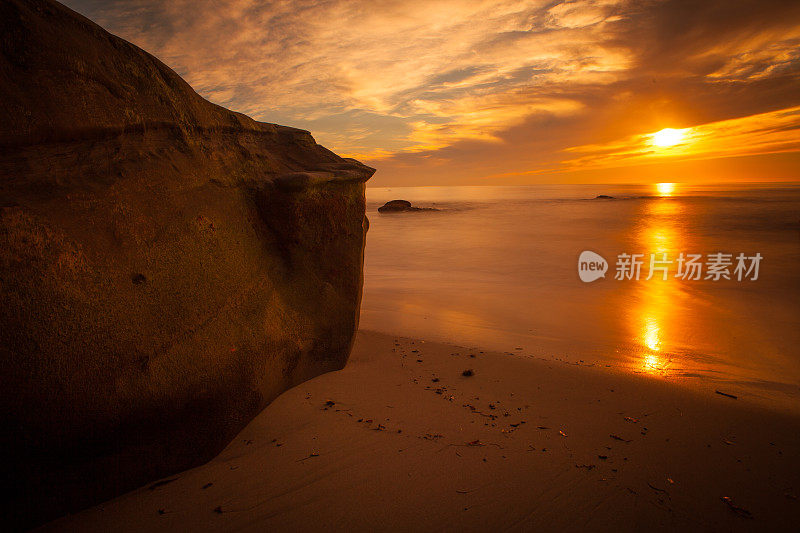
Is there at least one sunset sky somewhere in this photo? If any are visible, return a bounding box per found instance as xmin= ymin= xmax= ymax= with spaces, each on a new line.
xmin=64 ymin=0 xmax=800 ymax=186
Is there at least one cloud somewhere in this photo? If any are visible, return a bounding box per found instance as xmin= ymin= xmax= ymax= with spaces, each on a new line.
xmin=63 ymin=0 xmax=800 ymax=184
xmin=561 ymin=106 xmax=800 ymax=170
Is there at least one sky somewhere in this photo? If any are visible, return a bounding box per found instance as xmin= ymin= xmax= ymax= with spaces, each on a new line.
xmin=64 ymin=0 xmax=800 ymax=186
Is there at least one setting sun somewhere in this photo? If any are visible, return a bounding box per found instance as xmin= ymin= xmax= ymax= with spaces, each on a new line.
xmin=651 ymin=128 xmax=687 ymax=148
xmin=656 ymin=182 xmax=676 ymax=196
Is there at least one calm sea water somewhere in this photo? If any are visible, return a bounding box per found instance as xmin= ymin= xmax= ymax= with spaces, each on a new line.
xmin=361 ymin=184 xmax=800 ymax=410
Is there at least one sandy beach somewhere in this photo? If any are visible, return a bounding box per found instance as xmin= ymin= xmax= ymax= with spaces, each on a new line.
xmin=44 ymin=330 xmax=800 ymax=532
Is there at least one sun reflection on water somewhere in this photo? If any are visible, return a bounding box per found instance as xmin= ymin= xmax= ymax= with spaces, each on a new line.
xmin=642 ymin=353 xmax=671 ymax=373
xmin=643 ymin=316 xmax=661 ymax=351
xmin=633 ymin=194 xmax=684 ymax=375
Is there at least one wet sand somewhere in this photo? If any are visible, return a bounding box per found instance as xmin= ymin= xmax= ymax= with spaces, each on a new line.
xmin=44 ymin=330 xmax=800 ymax=532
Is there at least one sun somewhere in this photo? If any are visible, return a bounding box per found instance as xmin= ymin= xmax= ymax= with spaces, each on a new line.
xmin=651 ymin=128 xmax=686 ymax=148
xmin=656 ymin=182 xmax=675 ymax=196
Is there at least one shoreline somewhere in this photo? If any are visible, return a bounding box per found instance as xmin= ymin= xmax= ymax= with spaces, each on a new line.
xmin=45 ymin=330 xmax=800 ymax=531
xmin=357 ymin=323 xmax=800 ymax=417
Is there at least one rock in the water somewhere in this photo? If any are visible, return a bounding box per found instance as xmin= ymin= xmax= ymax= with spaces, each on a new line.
xmin=0 ymin=0 xmax=374 ymax=527
xmin=379 ymin=199 xmax=414 ymax=211
xmin=378 ymin=199 xmax=437 ymax=213
xmin=594 ymin=194 xmax=615 ymax=199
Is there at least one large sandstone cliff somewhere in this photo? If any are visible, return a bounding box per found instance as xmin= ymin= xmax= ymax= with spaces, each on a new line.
xmin=0 ymin=0 xmax=374 ymax=527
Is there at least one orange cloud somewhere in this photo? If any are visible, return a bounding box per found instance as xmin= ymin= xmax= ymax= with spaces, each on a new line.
xmin=64 ymin=0 xmax=800 ymax=184
xmin=561 ymin=106 xmax=800 ymax=170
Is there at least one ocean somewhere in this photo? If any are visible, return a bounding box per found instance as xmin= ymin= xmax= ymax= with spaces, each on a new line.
xmin=360 ymin=183 xmax=800 ymax=411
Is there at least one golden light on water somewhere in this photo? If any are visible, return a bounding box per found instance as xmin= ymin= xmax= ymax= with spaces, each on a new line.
xmin=643 ymin=316 xmax=662 ymax=351
xmin=646 ymin=228 xmax=672 ymax=253
xmin=640 ymin=312 xmax=672 ymax=374
xmin=642 ymin=198 xmax=678 ymax=252
xmin=651 ymin=128 xmax=687 ymax=148
xmin=632 ymin=198 xmax=683 ymax=375
xmin=643 ymin=354 xmax=667 ymax=372
xmin=638 ymin=281 xmax=671 ymax=374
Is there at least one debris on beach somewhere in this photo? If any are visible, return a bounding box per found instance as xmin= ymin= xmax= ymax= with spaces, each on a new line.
xmin=721 ymin=496 xmax=753 ymax=519
xmin=647 ymin=482 xmax=669 ymax=495
xmin=148 ymin=478 xmax=179 ymax=490
xmin=715 ymin=390 xmax=738 ymax=399
xmin=610 ymin=434 xmax=632 ymax=442
xmin=462 ymin=369 xmax=474 ymax=377
xmin=443 ymin=439 xmax=504 ymax=450
xmin=297 ymin=452 xmax=320 ymax=462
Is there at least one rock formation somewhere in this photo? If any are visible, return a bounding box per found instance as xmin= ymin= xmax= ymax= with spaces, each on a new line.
xmin=0 ymin=0 xmax=374 ymax=527
xmin=378 ymin=199 xmax=438 ymax=213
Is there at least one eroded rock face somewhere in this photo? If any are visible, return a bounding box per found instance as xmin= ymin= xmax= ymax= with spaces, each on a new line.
xmin=0 ymin=0 xmax=374 ymax=527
